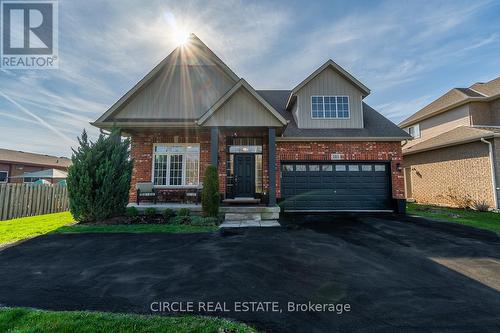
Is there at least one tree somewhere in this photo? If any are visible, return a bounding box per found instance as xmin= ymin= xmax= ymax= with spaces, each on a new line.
xmin=67 ymin=129 xmax=133 ymax=222
xmin=201 ymin=165 xmax=219 ymax=217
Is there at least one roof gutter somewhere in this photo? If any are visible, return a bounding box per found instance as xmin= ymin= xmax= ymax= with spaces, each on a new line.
xmin=480 ymin=138 xmax=498 ymax=210
xmin=276 ymin=136 xmax=411 ymax=142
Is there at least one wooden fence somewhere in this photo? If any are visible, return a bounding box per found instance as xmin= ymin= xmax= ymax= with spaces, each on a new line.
xmin=0 ymin=183 xmax=69 ymax=221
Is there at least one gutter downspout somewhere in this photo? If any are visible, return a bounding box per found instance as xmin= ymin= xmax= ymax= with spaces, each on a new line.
xmin=480 ymin=138 xmax=498 ymax=209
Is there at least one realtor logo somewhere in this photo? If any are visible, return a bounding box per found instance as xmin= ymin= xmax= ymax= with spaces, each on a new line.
xmin=1 ymin=0 xmax=58 ymax=69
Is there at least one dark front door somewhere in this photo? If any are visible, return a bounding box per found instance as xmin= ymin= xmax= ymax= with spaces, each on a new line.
xmin=234 ymin=154 xmax=255 ymax=197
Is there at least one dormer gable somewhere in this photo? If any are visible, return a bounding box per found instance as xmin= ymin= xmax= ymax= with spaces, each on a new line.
xmin=285 ymin=59 xmax=369 ymax=129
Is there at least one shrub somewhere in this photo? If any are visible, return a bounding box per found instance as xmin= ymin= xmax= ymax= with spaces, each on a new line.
xmin=144 ymin=207 xmax=157 ymax=216
xmin=202 ymin=165 xmax=219 ymax=217
xmin=163 ymin=208 xmax=175 ymax=221
xmin=125 ymin=206 xmax=139 ymax=217
xmin=471 ymin=200 xmax=490 ymax=212
xmin=178 ymin=208 xmax=191 ymax=217
xmin=170 ymin=215 xmax=191 ymax=225
xmin=446 ymin=188 xmax=473 ymax=209
xmin=67 ymin=129 xmax=133 ymax=222
xmin=190 ymin=216 xmax=219 ymax=226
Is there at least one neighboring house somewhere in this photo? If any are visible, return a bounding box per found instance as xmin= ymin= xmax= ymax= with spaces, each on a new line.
xmin=10 ymin=169 xmax=68 ymax=184
xmin=400 ymin=77 xmax=500 ymax=209
xmin=92 ymin=34 xmax=410 ymax=216
xmin=0 ymin=148 xmax=71 ymax=184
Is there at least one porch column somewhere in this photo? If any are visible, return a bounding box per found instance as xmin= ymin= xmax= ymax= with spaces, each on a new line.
xmin=268 ymin=127 xmax=276 ymax=206
xmin=210 ymin=127 xmax=218 ymax=166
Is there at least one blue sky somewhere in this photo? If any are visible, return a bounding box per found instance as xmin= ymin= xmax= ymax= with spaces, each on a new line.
xmin=1 ymin=0 xmax=500 ymax=157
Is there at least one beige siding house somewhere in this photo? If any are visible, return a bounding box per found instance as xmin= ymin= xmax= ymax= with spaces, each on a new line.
xmin=400 ymin=78 xmax=500 ymax=209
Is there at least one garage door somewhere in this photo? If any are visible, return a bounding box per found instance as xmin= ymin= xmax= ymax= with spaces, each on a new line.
xmin=280 ymin=162 xmax=392 ymax=211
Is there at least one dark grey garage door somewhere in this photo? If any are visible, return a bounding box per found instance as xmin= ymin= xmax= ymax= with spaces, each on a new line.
xmin=280 ymin=162 xmax=392 ymax=211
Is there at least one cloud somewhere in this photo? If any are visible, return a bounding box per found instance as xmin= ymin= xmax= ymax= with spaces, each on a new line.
xmin=0 ymin=0 xmax=498 ymax=156
xmin=375 ymin=95 xmax=434 ymax=124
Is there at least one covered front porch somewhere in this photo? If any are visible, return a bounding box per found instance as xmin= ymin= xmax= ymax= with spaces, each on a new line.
xmin=127 ymin=126 xmax=279 ymax=208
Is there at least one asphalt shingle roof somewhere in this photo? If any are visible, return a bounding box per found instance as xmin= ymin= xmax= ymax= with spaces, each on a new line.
xmin=400 ymin=76 xmax=500 ymax=128
xmin=257 ymin=90 xmax=411 ymax=140
xmin=0 ymin=148 xmax=71 ymax=168
xmin=402 ymin=126 xmax=499 ymax=155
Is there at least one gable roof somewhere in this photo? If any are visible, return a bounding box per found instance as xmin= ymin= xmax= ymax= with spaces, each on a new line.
xmin=470 ymin=77 xmax=500 ymax=97
xmin=0 ymin=148 xmax=71 ymax=168
xmin=286 ymin=59 xmax=370 ymax=110
xmin=92 ymin=34 xmax=239 ymax=126
xmin=402 ymin=126 xmax=500 ymax=155
xmin=258 ymin=90 xmax=411 ymax=141
xmin=197 ymin=79 xmax=288 ymax=126
xmin=399 ymin=76 xmax=500 ymax=128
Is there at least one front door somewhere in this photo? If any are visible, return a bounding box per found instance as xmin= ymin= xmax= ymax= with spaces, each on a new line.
xmin=234 ymin=154 xmax=255 ymax=197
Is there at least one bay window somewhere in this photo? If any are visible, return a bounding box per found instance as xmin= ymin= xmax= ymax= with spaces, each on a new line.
xmin=153 ymin=144 xmax=200 ymax=187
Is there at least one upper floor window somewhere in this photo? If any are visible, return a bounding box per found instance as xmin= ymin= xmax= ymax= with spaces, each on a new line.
xmin=405 ymin=124 xmax=420 ymax=139
xmin=311 ymin=96 xmax=349 ymax=119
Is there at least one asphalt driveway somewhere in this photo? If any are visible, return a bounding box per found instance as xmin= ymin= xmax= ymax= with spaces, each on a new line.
xmin=1 ymin=215 xmax=499 ymax=332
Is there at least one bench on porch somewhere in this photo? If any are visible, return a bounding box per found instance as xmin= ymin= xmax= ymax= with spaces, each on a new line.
xmin=136 ymin=182 xmax=202 ymax=205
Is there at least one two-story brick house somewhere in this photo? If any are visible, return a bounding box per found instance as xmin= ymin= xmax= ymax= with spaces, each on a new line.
xmin=92 ymin=34 xmax=410 ymax=218
xmin=400 ymin=77 xmax=500 ymax=209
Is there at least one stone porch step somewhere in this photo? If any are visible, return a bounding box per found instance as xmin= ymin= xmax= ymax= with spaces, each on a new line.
xmin=224 ymin=213 xmax=261 ymax=221
xmin=222 ymin=198 xmax=261 ymax=204
xmin=219 ymin=220 xmax=281 ymax=228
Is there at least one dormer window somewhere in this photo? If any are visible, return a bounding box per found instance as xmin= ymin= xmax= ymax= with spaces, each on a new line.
xmin=311 ymin=96 xmax=349 ymax=119
xmin=405 ymin=124 xmax=420 ymax=138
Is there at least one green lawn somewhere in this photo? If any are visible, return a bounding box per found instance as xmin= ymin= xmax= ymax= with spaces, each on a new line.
xmin=407 ymin=203 xmax=500 ymax=233
xmin=54 ymin=224 xmax=218 ymax=234
xmin=0 ymin=212 xmax=74 ymax=246
xmin=0 ymin=308 xmax=256 ymax=333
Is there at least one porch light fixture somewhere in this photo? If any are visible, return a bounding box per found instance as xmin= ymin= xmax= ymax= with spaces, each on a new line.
xmin=396 ymin=163 xmax=402 ymax=172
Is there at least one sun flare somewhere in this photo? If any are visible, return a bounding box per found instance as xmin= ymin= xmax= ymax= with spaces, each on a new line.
xmin=173 ymin=29 xmax=190 ymax=46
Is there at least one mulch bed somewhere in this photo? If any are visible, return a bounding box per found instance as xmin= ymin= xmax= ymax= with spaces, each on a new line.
xmin=79 ymin=215 xmax=166 ymax=226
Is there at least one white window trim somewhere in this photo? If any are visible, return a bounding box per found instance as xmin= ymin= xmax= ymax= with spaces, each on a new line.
xmin=310 ymin=95 xmax=350 ymax=119
xmin=0 ymin=170 xmax=7 ymax=183
xmin=151 ymin=143 xmax=200 ymax=188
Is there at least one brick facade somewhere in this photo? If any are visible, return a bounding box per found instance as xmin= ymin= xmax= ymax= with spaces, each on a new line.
xmin=403 ymin=141 xmax=495 ymax=208
xmin=129 ymin=131 xmax=405 ymax=203
xmin=129 ymin=129 xmax=211 ymax=203
xmin=275 ymin=141 xmax=405 ymax=199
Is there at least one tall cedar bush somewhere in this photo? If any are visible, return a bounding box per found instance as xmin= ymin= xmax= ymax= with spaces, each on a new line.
xmin=201 ymin=165 xmax=219 ymax=217
xmin=67 ymin=129 xmax=133 ymax=222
